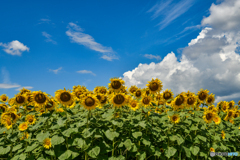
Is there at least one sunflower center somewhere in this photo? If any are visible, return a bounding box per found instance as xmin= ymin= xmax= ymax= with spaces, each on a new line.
xmin=28 ymin=118 xmax=33 ymax=123
xmin=187 ymin=97 xmax=194 ymax=105
xmin=199 ymin=92 xmax=207 ymax=100
xmin=142 ymin=97 xmax=150 ymax=105
xmin=131 ymin=103 xmax=137 ymax=108
xmin=7 ymin=120 xmax=11 ymax=125
xmin=100 ymin=89 xmax=107 ymax=94
xmin=228 ymin=111 xmax=233 ymax=117
xmin=163 ymin=92 xmax=171 ymax=99
xmin=10 ymin=113 xmax=16 ymax=121
xmin=60 ymin=92 xmax=71 ymax=102
xmin=111 ymin=81 xmax=122 ymax=89
xmin=130 ymin=88 xmax=137 ymax=93
xmin=2 ymin=97 xmax=6 ymax=101
xmin=113 ymin=95 xmax=125 ymax=104
xmin=16 ymin=95 xmax=25 ymax=103
xmin=46 ymin=101 xmax=53 ymax=108
xmin=76 ymin=91 xmax=83 ymax=98
xmin=207 ymin=97 xmax=213 ymax=103
xmin=206 ymin=113 xmax=213 ymax=120
xmin=0 ymin=106 xmax=6 ymax=112
xmin=149 ymin=82 xmax=158 ymax=91
xmin=229 ymin=103 xmax=233 ymax=109
xmin=100 ymin=97 xmax=107 ymax=103
xmin=85 ymin=97 xmax=95 ymax=106
xmin=175 ymin=97 xmax=183 ymax=106
xmin=222 ymin=105 xmax=227 ymax=110
xmin=96 ymin=95 xmax=102 ymax=101
xmin=35 ymin=93 xmax=47 ymax=103
xmin=45 ymin=140 xmax=50 ymax=145
xmin=135 ymin=91 xmax=141 ymax=97
xmin=172 ymin=116 xmax=178 ymax=121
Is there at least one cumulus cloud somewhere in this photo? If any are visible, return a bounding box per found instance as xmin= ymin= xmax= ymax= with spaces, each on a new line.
xmin=49 ymin=67 xmax=62 ymax=74
xmin=0 ymin=67 xmax=32 ymax=89
xmin=147 ymin=0 xmax=195 ymax=31
xmin=66 ymin=22 xmax=118 ymax=61
xmin=144 ymin=54 xmax=161 ymax=60
xmin=42 ymin=32 xmax=57 ymax=44
xmin=121 ymin=0 xmax=240 ymax=105
xmin=0 ymin=40 xmax=29 ymax=56
xmin=76 ymin=70 xmax=96 ymax=76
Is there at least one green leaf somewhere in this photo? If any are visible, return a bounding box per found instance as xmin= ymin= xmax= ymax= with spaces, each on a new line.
xmin=197 ymin=135 xmax=207 ymax=142
xmin=0 ymin=127 xmax=7 ymax=134
xmin=25 ymin=142 xmax=39 ymax=152
xmin=12 ymin=143 xmax=23 ymax=152
xmin=82 ymin=128 xmax=96 ymax=138
xmin=190 ymin=146 xmax=200 ymax=156
xmin=36 ymin=131 xmax=50 ymax=143
xmin=182 ymin=146 xmax=191 ymax=158
xmin=88 ymin=146 xmax=100 ymax=158
xmin=104 ymin=130 xmax=119 ymax=141
xmin=71 ymin=150 xmax=79 ymax=159
xmin=19 ymin=153 xmax=27 ymax=160
xmin=176 ymin=134 xmax=185 ymax=145
xmin=0 ymin=146 xmax=10 ymax=155
xmin=74 ymin=138 xmax=90 ymax=150
xmin=138 ymin=121 xmax=146 ymax=128
xmin=165 ymin=147 xmax=177 ymax=158
xmin=132 ymin=132 xmax=142 ymax=139
xmin=62 ymin=128 xmax=78 ymax=137
xmin=45 ymin=150 xmax=55 ymax=156
xmin=200 ymin=152 xmax=207 ymax=158
xmin=57 ymin=117 xmax=66 ymax=127
xmin=170 ymin=135 xmax=177 ymax=141
xmin=190 ymin=125 xmax=198 ymax=131
xmin=142 ymin=137 xmax=151 ymax=146
xmin=138 ymin=151 xmax=146 ymax=160
xmin=51 ymin=135 xmax=65 ymax=146
xmin=124 ymin=139 xmax=132 ymax=150
xmin=184 ymin=120 xmax=192 ymax=126
xmin=58 ymin=150 xmax=72 ymax=160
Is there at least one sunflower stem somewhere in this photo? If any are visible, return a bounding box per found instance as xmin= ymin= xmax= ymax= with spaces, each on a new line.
xmin=9 ymin=128 xmax=14 ymax=158
xmin=85 ymin=109 xmax=91 ymax=160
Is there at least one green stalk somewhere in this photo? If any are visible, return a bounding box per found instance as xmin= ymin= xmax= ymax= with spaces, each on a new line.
xmin=85 ymin=109 xmax=91 ymax=160
xmin=9 ymin=127 xmax=14 ymax=158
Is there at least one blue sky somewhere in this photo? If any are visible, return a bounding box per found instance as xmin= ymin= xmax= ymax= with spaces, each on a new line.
xmin=1 ymin=0 xmax=240 ymax=106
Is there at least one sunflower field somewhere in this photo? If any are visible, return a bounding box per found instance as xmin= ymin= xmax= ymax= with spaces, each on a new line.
xmin=0 ymin=78 xmax=239 ymax=160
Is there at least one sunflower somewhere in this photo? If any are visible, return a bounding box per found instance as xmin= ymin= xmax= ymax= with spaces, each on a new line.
xmin=24 ymin=92 xmax=34 ymax=105
xmin=43 ymin=138 xmax=52 ymax=149
xmin=72 ymin=87 xmax=87 ymax=101
xmin=184 ymin=91 xmax=195 ymax=97
xmin=110 ymin=93 xmax=129 ymax=108
xmin=3 ymin=119 xmax=13 ymax=130
xmin=233 ymin=112 xmax=239 ymax=119
xmin=128 ymin=98 xmax=140 ymax=111
xmin=142 ymin=88 xmax=151 ymax=96
xmin=25 ymin=115 xmax=36 ymax=125
xmin=108 ymin=77 xmax=125 ymax=92
xmin=228 ymin=100 xmax=235 ymax=110
xmin=216 ymin=101 xmax=224 ymax=110
xmin=171 ymin=94 xmax=187 ymax=110
xmin=133 ymin=88 xmax=143 ymax=99
xmin=205 ymin=93 xmax=215 ymax=106
xmin=19 ymin=87 xmax=31 ymax=95
xmin=20 ymin=132 xmax=29 ymax=140
xmin=140 ymin=94 xmax=152 ymax=108
xmin=8 ymin=98 xmax=15 ymax=106
xmin=224 ymin=110 xmax=235 ymax=121
xmin=0 ymin=104 xmax=8 ymax=113
xmin=162 ymin=89 xmax=174 ymax=103
xmin=68 ymin=100 xmax=76 ymax=109
xmin=203 ymin=110 xmax=216 ymax=123
xmin=210 ymin=148 xmax=215 ymax=152
xmin=55 ymin=88 xmax=74 ymax=106
xmin=81 ymin=93 xmax=99 ymax=110
xmin=186 ymin=95 xmax=197 ymax=109
xmin=99 ymin=94 xmax=109 ymax=108
xmin=14 ymin=94 xmax=27 ymax=107
xmin=146 ymin=78 xmax=163 ymax=94
xmin=0 ymin=94 xmax=8 ymax=103
xmin=221 ymin=131 xmax=225 ymax=139
xmin=221 ymin=101 xmax=229 ymax=113
xmin=197 ymin=89 xmax=209 ymax=104
xmin=45 ymin=98 xmax=57 ymax=111
xmin=229 ymin=119 xmax=234 ymax=124
xmin=213 ymin=116 xmax=221 ymax=125
xmin=19 ymin=122 xmax=28 ymax=131
xmin=32 ymin=91 xmax=49 ymax=108
xmin=128 ymin=85 xmax=138 ymax=95
xmin=56 ymin=108 xmax=64 ymax=113
xmin=1 ymin=111 xmax=19 ymax=124
xmin=169 ymin=114 xmax=180 ymax=124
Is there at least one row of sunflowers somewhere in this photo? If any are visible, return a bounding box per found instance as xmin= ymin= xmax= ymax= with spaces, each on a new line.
xmin=0 ymin=78 xmax=239 ymax=160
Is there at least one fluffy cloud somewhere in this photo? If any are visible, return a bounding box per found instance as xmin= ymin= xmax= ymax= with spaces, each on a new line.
xmin=0 ymin=40 xmax=29 ymax=56
xmin=66 ymin=22 xmax=118 ymax=61
xmin=144 ymin=54 xmax=161 ymax=60
xmin=121 ymin=0 xmax=240 ymax=105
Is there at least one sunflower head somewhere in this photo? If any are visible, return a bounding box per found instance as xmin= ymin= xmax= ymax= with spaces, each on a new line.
xmin=206 ymin=93 xmax=215 ymax=105
xmin=133 ymin=88 xmax=142 ymax=99
xmin=169 ymin=114 xmax=180 ymax=124
xmin=184 ymin=91 xmax=195 ymax=97
xmin=111 ymin=93 xmax=129 ymax=108
xmin=55 ymin=88 xmax=73 ymax=106
xmin=186 ymin=95 xmax=197 ymax=108
xmin=33 ymin=91 xmax=49 ymax=108
xmin=213 ymin=116 xmax=221 ymax=125
xmin=14 ymin=94 xmax=27 ymax=107
xmin=25 ymin=115 xmax=36 ymax=125
xmin=43 ymin=138 xmax=52 ymax=149
xmin=203 ymin=110 xmax=216 ymax=123
xmin=19 ymin=88 xmax=31 ymax=95
xmin=228 ymin=100 xmax=235 ymax=110
xmin=0 ymin=94 xmax=9 ymax=103
xmin=129 ymin=85 xmax=138 ymax=94
xmin=140 ymin=94 xmax=152 ymax=108
xmin=210 ymin=147 xmax=215 ymax=152
xmin=128 ymin=98 xmax=140 ymax=111
xmin=19 ymin=122 xmax=28 ymax=131
xmin=197 ymin=89 xmax=209 ymax=103
xmin=108 ymin=77 xmax=125 ymax=92
xmin=81 ymin=94 xmax=99 ymax=110
xmin=0 ymin=104 xmax=8 ymax=113
xmin=146 ymin=78 xmax=163 ymax=94
xmin=162 ymin=89 xmax=174 ymax=102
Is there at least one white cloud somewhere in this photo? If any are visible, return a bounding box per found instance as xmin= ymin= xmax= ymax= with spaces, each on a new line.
xmin=76 ymin=70 xmax=96 ymax=76
xmin=66 ymin=22 xmax=118 ymax=61
xmin=0 ymin=68 xmax=32 ymax=89
xmin=121 ymin=0 xmax=240 ymax=105
xmin=0 ymin=40 xmax=29 ymax=56
xmin=42 ymin=32 xmax=57 ymax=44
xmin=49 ymin=67 xmax=62 ymax=74
xmin=147 ymin=0 xmax=195 ymax=31
xmin=144 ymin=54 xmax=161 ymax=60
